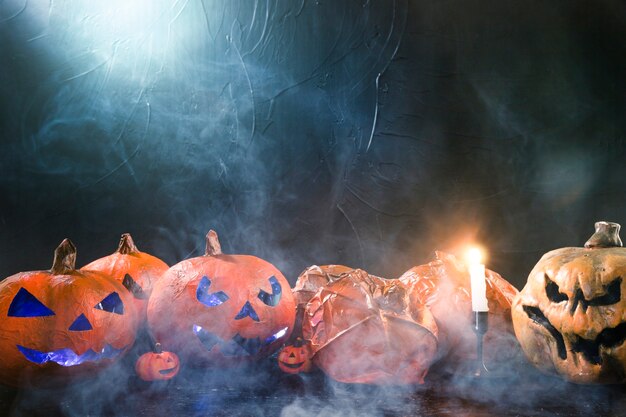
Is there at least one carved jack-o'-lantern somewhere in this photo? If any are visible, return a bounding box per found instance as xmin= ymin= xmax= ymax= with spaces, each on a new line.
xmin=512 ymin=221 xmax=626 ymax=383
xmin=277 ymin=337 xmax=312 ymax=374
xmin=135 ymin=343 xmax=180 ymax=381
xmin=147 ymin=230 xmax=295 ymax=365
xmin=0 ymin=239 xmax=138 ymax=387
xmin=82 ymin=233 xmax=169 ymax=324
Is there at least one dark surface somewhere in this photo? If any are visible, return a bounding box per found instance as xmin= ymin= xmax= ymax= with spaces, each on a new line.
xmin=0 ymin=0 xmax=625 ymax=288
xmin=1 ymin=350 xmax=626 ymax=417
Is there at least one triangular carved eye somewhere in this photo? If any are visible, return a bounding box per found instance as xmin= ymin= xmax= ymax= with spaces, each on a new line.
xmin=94 ymin=292 xmax=124 ymax=315
xmin=122 ymin=274 xmax=147 ymax=300
xmin=8 ymin=288 xmax=55 ymax=317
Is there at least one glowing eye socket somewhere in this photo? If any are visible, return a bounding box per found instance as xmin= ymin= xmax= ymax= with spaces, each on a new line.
xmin=8 ymin=288 xmax=55 ymax=317
xmin=258 ymin=276 xmax=282 ymax=307
xmin=94 ymin=292 xmax=124 ymax=315
xmin=196 ymin=276 xmax=229 ymax=307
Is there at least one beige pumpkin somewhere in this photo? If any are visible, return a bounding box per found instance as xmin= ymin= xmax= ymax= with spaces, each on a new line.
xmin=512 ymin=221 xmax=626 ymax=383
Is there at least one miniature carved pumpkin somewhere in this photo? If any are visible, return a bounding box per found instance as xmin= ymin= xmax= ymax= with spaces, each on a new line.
xmin=147 ymin=230 xmax=295 ymax=366
xmin=135 ymin=343 xmax=180 ymax=381
xmin=82 ymin=233 xmax=169 ymax=324
xmin=303 ymin=268 xmax=438 ymax=384
xmin=277 ymin=337 xmax=312 ymax=374
xmin=399 ymin=252 xmax=520 ymax=373
xmin=512 ymin=221 xmax=626 ymax=384
xmin=0 ymin=239 xmax=138 ymax=387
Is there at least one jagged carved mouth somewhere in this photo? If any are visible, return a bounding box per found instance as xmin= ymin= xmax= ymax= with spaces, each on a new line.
xmin=16 ymin=343 xmax=127 ymax=366
xmin=523 ymin=305 xmax=626 ymax=365
xmin=192 ymin=325 xmax=288 ymax=357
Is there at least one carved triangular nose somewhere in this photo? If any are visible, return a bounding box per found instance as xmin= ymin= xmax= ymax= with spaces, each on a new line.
xmin=234 ymin=301 xmax=260 ymax=322
xmin=69 ymin=313 xmax=93 ymax=331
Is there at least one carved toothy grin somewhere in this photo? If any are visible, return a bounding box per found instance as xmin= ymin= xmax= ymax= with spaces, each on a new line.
xmin=16 ymin=343 xmax=127 ymax=366
xmin=192 ymin=325 xmax=288 ymax=356
xmin=523 ymin=305 xmax=626 ymax=365
xmin=523 ymin=306 xmax=567 ymax=360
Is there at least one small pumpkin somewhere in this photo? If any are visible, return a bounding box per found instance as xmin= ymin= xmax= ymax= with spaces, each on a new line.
xmin=135 ymin=343 xmax=180 ymax=381
xmin=147 ymin=230 xmax=295 ymax=365
xmin=277 ymin=337 xmax=312 ymax=374
xmin=512 ymin=221 xmax=626 ymax=384
xmin=82 ymin=233 xmax=169 ymax=324
xmin=0 ymin=239 xmax=138 ymax=387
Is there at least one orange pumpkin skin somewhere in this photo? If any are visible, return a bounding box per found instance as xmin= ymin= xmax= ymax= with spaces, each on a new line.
xmin=277 ymin=338 xmax=312 ymax=374
xmin=512 ymin=222 xmax=626 ymax=384
xmin=82 ymin=234 xmax=169 ymax=324
xmin=147 ymin=230 xmax=295 ymax=366
xmin=135 ymin=343 xmax=180 ymax=381
xmin=0 ymin=240 xmax=138 ymax=387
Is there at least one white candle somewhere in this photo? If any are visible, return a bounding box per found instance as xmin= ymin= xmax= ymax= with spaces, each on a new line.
xmin=466 ymin=247 xmax=489 ymax=312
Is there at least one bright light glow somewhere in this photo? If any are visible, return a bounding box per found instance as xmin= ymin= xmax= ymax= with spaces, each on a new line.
xmin=28 ymin=1 xmax=211 ymax=79
xmin=465 ymin=246 xmax=485 ymax=265
xmin=466 ymin=245 xmax=489 ymax=312
xmin=265 ymin=327 xmax=288 ymax=344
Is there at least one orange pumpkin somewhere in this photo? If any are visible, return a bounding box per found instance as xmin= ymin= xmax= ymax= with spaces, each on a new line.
xmin=82 ymin=233 xmax=169 ymax=324
xmin=135 ymin=343 xmax=180 ymax=381
xmin=277 ymin=337 xmax=312 ymax=374
xmin=0 ymin=239 xmax=138 ymax=387
xmin=147 ymin=230 xmax=295 ymax=365
xmin=513 ymin=221 xmax=626 ymax=383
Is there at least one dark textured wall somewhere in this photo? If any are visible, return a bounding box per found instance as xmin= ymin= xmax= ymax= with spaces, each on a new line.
xmin=1 ymin=0 xmax=625 ymax=288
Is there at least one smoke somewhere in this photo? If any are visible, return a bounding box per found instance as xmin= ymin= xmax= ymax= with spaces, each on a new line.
xmin=0 ymin=0 xmax=625 ymax=416
xmin=0 ymin=0 xmax=409 ymax=281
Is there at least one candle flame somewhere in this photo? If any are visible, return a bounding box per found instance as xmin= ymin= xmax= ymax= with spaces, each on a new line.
xmin=465 ymin=246 xmax=485 ymax=265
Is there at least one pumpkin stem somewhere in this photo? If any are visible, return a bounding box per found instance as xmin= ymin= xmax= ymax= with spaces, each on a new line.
xmin=117 ymin=233 xmax=139 ymax=254
xmin=154 ymin=343 xmax=162 ymax=354
xmin=51 ymin=238 xmax=77 ymax=274
xmin=293 ymin=337 xmax=304 ymax=348
xmin=286 ymin=305 xmax=305 ymax=343
xmin=205 ymin=230 xmax=223 ymax=256
xmin=584 ymin=221 xmax=623 ymax=248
